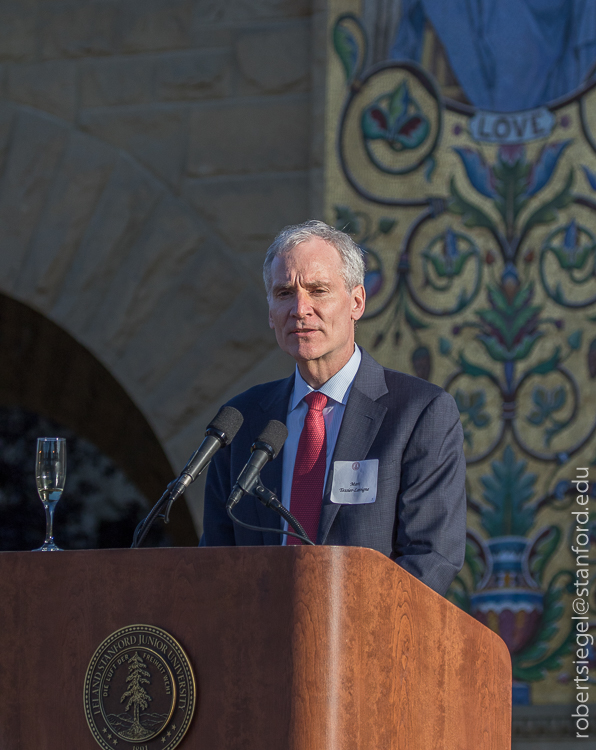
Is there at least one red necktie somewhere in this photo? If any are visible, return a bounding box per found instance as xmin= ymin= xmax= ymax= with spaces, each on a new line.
xmin=288 ymin=391 xmax=328 ymax=545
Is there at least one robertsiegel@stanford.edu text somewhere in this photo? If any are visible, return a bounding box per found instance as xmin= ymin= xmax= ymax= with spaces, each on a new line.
xmin=570 ymin=467 xmax=592 ymax=739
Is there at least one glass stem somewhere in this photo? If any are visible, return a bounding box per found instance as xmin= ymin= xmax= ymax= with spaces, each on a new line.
xmin=44 ymin=503 xmax=55 ymax=544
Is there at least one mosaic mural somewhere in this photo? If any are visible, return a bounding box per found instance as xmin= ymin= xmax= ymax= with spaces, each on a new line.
xmin=325 ymin=0 xmax=596 ymax=705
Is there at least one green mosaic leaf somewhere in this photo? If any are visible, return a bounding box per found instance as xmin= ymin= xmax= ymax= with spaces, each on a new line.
xmin=439 ymin=337 xmax=452 ymax=355
xmin=477 ymin=331 xmax=542 ymax=362
xmin=388 ymin=82 xmax=409 ymax=125
xmin=458 ymin=352 xmax=494 ymax=379
xmin=404 ymin=304 xmax=429 ymax=330
xmin=378 ymin=217 xmax=396 ymax=234
xmin=568 ymin=329 xmax=583 ymax=350
xmin=528 ymin=526 xmax=561 ymax=586
xmin=394 ymin=115 xmax=429 ymax=149
xmin=523 ymin=169 xmax=574 ymax=233
xmin=464 ymin=541 xmax=486 ymax=588
xmin=361 ymin=105 xmax=389 ymax=140
xmin=508 ymin=305 xmax=541 ymax=345
xmin=476 ymin=307 xmax=507 ymax=335
xmin=448 ymin=177 xmax=496 ymax=231
xmin=525 ymin=346 xmax=561 ymax=376
xmin=440 ymin=249 xmax=476 ymax=278
xmin=334 ymin=205 xmax=360 ymax=235
xmin=512 ymin=283 xmax=534 ymax=310
xmin=480 ymin=446 xmax=537 ymax=537
xmin=486 ymin=284 xmax=510 ymax=315
xmin=333 ymin=23 xmax=359 ymax=82
xmin=424 ymin=155 xmax=436 ymax=182
xmin=447 ymin=576 xmax=470 ymax=613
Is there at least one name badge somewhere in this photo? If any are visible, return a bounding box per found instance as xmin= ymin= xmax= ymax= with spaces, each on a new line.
xmin=330 ymin=459 xmax=378 ymax=505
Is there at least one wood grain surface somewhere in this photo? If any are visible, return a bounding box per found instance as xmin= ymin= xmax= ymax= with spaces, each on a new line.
xmin=0 ymin=547 xmax=511 ymax=749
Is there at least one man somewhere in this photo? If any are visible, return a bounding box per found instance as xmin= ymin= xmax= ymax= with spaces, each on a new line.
xmin=201 ymin=220 xmax=466 ymax=596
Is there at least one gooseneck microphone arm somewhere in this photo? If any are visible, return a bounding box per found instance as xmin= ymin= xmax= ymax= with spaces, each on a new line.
xmin=132 ymin=405 xmax=244 ymax=548
xmin=225 ymin=485 xmax=314 ymax=546
xmin=225 ymin=420 xmax=314 ymax=546
xmin=253 ymin=483 xmax=313 ymax=545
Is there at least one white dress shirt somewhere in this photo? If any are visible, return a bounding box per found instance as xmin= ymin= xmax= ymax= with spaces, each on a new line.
xmin=280 ymin=346 xmax=361 ymax=541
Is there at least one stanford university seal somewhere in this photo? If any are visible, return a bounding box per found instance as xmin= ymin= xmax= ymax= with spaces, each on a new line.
xmin=83 ymin=624 xmax=195 ymax=750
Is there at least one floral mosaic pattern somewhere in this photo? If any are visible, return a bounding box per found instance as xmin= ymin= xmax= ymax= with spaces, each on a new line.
xmin=328 ymin=6 xmax=596 ymax=705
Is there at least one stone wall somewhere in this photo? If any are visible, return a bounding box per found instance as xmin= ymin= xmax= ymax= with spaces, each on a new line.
xmin=0 ymin=0 xmax=328 ymax=532
xmin=0 ymin=0 xmax=320 ymax=254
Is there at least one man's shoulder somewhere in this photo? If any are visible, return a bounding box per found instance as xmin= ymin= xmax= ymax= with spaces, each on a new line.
xmin=382 ymin=365 xmax=444 ymax=398
xmin=224 ymin=375 xmax=293 ymax=412
xmin=358 ymin=347 xmax=454 ymax=412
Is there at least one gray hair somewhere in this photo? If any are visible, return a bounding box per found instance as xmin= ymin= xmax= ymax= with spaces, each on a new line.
xmin=263 ymin=220 xmax=365 ymax=296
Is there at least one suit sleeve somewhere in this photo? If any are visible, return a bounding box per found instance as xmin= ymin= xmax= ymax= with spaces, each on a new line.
xmin=393 ymin=390 xmax=466 ymax=596
xmin=200 ymin=444 xmax=237 ymax=546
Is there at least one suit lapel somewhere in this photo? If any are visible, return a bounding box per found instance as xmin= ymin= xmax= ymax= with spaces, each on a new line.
xmin=317 ymin=349 xmax=388 ymax=544
xmin=253 ymin=373 xmax=295 ymax=544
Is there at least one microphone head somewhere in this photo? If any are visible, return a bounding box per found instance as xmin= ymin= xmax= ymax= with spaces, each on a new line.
xmin=255 ymin=420 xmax=288 ymax=459
xmin=207 ymin=406 xmax=244 ymax=446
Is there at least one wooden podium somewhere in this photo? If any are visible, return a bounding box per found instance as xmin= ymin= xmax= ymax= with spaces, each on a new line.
xmin=0 ymin=546 xmax=511 ymax=749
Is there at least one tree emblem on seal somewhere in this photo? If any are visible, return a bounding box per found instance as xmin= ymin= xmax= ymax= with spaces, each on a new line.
xmin=120 ymin=652 xmax=152 ymax=740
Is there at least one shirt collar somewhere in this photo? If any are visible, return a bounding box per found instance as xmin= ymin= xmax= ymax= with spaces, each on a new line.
xmin=290 ymin=346 xmax=362 ymax=411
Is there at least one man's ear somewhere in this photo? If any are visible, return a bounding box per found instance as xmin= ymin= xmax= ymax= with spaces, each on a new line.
xmin=351 ymin=284 xmax=366 ymax=321
xmin=268 ymin=308 xmax=274 ymax=329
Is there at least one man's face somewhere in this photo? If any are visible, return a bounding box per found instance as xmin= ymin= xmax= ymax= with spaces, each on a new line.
xmin=268 ymin=238 xmax=365 ymax=376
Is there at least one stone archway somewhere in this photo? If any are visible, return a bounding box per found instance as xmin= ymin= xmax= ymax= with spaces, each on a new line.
xmin=0 ymin=292 xmax=196 ymax=545
xmin=0 ymin=102 xmax=293 ymax=537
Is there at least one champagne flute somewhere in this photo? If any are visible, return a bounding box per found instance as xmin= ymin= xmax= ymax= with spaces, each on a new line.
xmin=33 ymin=437 xmax=66 ymax=552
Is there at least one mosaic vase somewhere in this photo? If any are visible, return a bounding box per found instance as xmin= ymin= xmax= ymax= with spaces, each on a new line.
xmin=470 ymin=536 xmax=544 ymax=654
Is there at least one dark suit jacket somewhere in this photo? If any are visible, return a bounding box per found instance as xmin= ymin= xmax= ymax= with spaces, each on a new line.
xmin=201 ymin=348 xmax=466 ymax=596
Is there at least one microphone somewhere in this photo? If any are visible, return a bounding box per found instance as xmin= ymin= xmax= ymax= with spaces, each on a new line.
xmin=132 ymin=405 xmax=244 ymax=547
xmin=226 ymin=420 xmax=288 ymax=510
xmin=168 ymin=405 xmax=244 ymax=504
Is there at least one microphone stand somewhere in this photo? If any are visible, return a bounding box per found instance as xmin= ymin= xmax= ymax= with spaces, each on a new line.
xmin=131 ymin=480 xmax=177 ymax=549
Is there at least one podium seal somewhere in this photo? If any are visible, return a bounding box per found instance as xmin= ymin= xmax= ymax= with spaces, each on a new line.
xmin=83 ymin=624 xmax=195 ymax=750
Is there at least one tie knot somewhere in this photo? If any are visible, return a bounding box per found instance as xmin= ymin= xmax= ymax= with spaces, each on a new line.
xmin=304 ymin=391 xmax=327 ymax=412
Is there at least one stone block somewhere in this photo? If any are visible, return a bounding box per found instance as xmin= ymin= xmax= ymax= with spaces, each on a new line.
xmin=51 ymin=155 xmax=164 ymax=336
xmin=309 ymin=166 xmax=325 ymax=219
xmin=7 ymin=60 xmax=77 ymax=121
xmin=0 ymin=103 xmax=16 ymax=176
xmin=0 ymin=5 xmax=37 ymax=62
xmin=187 ymin=97 xmax=309 ymax=177
xmin=80 ymin=57 xmax=153 ymax=107
xmin=154 ymin=50 xmax=232 ymax=102
xmin=193 ymin=0 xmax=310 ymax=22
xmin=115 ymin=232 xmax=249 ymax=392
xmin=189 ymin=25 xmax=235 ymax=50
xmin=310 ymin=6 xmax=328 ymax=169
xmin=144 ymin=287 xmax=276 ymax=440
xmin=86 ymin=194 xmax=208 ymax=355
xmin=236 ymin=22 xmax=310 ymax=95
xmin=183 ymin=171 xmax=309 ymax=257
xmin=79 ymin=106 xmax=188 ymax=188
xmin=40 ymin=2 xmax=120 ymax=59
xmin=0 ymin=111 xmax=69 ymax=293
xmin=117 ymin=0 xmax=193 ymax=54
xmin=15 ymin=131 xmax=117 ymax=308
